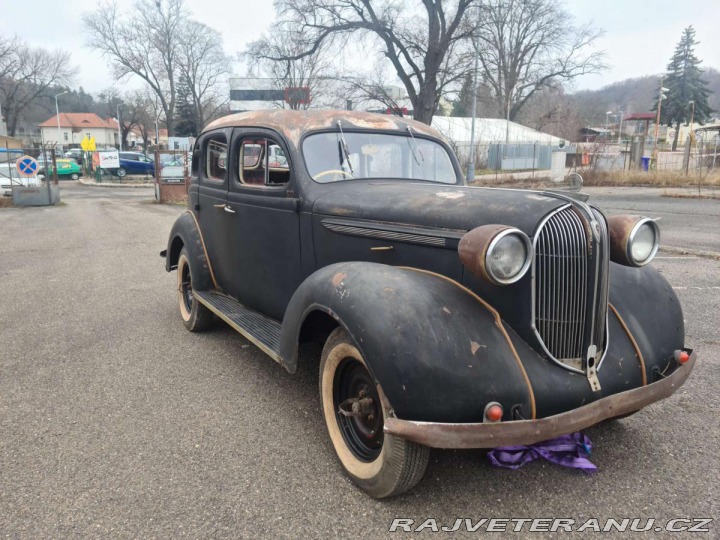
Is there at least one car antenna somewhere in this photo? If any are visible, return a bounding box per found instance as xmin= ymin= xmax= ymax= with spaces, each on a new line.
xmin=406 ymin=126 xmax=424 ymax=165
xmin=336 ymin=121 xmax=354 ymax=174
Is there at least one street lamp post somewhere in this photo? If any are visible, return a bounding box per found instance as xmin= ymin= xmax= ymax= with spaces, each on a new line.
xmin=605 ymin=111 xmax=613 ymax=141
xmin=55 ymin=91 xmax=68 ymax=154
xmin=652 ymin=83 xmax=669 ymax=160
xmin=116 ymin=103 xmax=123 ymax=151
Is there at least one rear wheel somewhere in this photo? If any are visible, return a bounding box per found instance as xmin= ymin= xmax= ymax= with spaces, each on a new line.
xmin=320 ymin=328 xmax=429 ymax=498
xmin=177 ymin=248 xmax=214 ymax=332
xmin=115 ymin=168 xmax=127 ymax=178
xmin=70 ymin=173 xmax=79 ymax=180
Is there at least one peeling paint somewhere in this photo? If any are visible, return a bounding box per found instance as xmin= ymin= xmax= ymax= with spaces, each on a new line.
xmin=442 ymin=306 xmax=451 ymax=315
xmin=331 ymin=272 xmax=347 ymax=287
xmin=471 ymin=341 xmax=481 ymax=355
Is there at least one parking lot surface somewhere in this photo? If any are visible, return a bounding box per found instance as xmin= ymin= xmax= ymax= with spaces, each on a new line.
xmin=1 ymin=183 xmax=717 ymax=538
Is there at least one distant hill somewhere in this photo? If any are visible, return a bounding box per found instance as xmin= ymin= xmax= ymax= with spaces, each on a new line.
xmin=571 ymin=67 xmax=720 ymax=123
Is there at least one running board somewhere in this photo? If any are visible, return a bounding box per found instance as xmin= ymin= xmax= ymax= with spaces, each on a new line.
xmin=193 ymin=290 xmax=282 ymax=363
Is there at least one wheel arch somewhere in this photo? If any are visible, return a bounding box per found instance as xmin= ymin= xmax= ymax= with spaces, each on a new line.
xmin=164 ymin=211 xmax=216 ymax=291
xmin=279 ymin=262 xmax=536 ymax=423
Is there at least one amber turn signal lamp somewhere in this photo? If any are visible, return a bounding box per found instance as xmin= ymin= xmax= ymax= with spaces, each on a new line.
xmin=484 ymin=402 xmax=504 ymax=423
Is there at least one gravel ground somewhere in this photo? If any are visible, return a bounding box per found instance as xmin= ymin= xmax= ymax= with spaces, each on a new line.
xmin=0 ymin=183 xmax=717 ymax=538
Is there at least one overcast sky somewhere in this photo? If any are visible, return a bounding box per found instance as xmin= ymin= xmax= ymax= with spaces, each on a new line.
xmin=1 ymin=0 xmax=718 ymax=96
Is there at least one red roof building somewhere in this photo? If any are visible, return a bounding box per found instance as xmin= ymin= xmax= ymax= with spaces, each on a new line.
xmin=38 ymin=113 xmax=119 ymax=148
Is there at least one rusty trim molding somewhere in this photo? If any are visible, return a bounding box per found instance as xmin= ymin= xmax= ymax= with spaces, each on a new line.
xmin=399 ymin=266 xmax=537 ymax=419
xmin=186 ymin=210 xmax=219 ymax=289
xmin=609 ymin=303 xmax=647 ymax=386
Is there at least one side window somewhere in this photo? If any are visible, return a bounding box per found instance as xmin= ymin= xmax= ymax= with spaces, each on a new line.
xmin=238 ymin=137 xmax=290 ymax=187
xmin=204 ymin=134 xmax=227 ymax=183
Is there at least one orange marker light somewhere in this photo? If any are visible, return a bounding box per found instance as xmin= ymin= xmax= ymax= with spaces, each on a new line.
xmin=484 ymin=402 xmax=504 ymax=423
xmin=678 ymin=351 xmax=690 ymax=364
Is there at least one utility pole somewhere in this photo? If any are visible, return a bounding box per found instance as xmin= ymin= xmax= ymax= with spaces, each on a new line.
xmin=652 ymin=81 xmax=668 ymax=162
xmin=617 ymin=111 xmax=624 ymax=144
xmin=55 ymin=91 xmax=68 ymax=154
xmin=117 ymin=103 xmax=123 ymax=151
xmin=466 ymin=2 xmax=482 ymax=183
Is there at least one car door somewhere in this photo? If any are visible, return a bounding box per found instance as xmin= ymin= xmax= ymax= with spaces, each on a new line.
xmin=195 ymin=129 xmax=235 ymax=291
xmin=224 ymin=128 xmax=302 ymax=321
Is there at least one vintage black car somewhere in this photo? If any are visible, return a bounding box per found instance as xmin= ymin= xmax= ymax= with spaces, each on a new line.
xmin=162 ymin=110 xmax=695 ymax=498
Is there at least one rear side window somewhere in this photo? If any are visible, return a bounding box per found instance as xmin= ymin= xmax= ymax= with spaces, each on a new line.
xmin=205 ymin=134 xmax=227 ymax=183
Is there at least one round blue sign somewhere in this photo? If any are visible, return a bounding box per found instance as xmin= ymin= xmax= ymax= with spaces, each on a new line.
xmin=16 ymin=155 xmax=39 ymax=177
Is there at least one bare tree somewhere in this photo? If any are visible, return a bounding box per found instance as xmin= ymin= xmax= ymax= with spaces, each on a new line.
xmin=246 ymin=30 xmax=333 ymax=110
xmin=260 ymin=0 xmax=477 ymax=124
xmin=178 ymin=20 xmax=230 ymax=128
xmin=0 ymin=38 xmax=77 ymax=136
xmin=476 ymin=0 xmax=605 ymax=122
xmin=84 ymin=0 xmax=186 ymax=135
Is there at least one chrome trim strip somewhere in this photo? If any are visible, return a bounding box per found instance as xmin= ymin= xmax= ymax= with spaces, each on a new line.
xmin=321 ymin=218 xmax=465 ymax=247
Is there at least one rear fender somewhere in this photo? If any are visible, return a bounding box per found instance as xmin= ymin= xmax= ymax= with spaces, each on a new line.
xmin=164 ymin=211 xmax=215 ymax=292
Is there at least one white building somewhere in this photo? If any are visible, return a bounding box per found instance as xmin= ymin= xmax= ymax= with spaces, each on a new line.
xmin=39 ymin=113 xmax=119 ymax=148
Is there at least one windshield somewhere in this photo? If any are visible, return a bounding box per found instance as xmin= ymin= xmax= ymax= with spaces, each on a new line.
xmin=303 ymin=131 xmax=457 ymax=184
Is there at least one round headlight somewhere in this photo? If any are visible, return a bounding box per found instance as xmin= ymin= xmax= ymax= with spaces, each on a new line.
xmin=628 ymin=218 xmax=660 ymax=266
xmin=485 ymin=229 xmax=532 ymax=284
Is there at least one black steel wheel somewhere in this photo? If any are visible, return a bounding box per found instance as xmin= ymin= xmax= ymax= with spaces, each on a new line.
xmin=320 ymin=327 xmax=429 ymax=498
xmin=177 ymin=247 xmax=214 ymax=332
xmin=333 ymin=358 xmax=384 ymax=462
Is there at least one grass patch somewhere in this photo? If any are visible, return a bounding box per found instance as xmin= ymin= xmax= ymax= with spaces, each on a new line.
xmin=0 ymin=197 xmax=14 ymax=208
xmin=580 ymin=169 xmax=720 ymax=188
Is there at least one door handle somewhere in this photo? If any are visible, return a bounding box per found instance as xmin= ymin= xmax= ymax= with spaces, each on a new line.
xmin=223 ymin=205 xmax=236 ymax=214
xmin=213 ymin=203 xmax=225 ymax=209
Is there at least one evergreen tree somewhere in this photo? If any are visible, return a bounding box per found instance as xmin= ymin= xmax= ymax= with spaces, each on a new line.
xmin=653 ymin=26 xmax=712 ymax=151
xmin=174 ymin=74 xmax=198 ymax=137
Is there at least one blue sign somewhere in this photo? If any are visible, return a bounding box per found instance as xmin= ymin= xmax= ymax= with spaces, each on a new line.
xmin=16 ymin=155 xmax=39 ymax=177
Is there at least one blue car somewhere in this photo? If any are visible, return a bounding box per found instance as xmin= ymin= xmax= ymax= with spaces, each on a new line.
xmin=113 ymin=152 xmax=155 ymax=177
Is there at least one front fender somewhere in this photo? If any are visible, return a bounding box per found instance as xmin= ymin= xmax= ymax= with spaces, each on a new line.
xmin=608 ymin=262 xmax=685 ymax=378
xmin=279 ymin=262 xmax=536 ymax=423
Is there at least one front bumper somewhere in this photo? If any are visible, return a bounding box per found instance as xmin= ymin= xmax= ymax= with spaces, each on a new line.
xmin=383 ymin=349 xmax=696 ymax=449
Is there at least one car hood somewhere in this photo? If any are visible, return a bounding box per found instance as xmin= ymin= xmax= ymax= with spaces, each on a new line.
xmin=311 ymin=181 xmax=567 ymax=236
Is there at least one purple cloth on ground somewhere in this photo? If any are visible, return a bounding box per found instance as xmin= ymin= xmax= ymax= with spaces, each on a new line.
xmin=487 ymin=432 xmax=597 ymax=473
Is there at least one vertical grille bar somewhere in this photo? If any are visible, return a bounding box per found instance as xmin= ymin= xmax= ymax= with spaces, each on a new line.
xmin=533 ymin=205 xmax=603 ymax=368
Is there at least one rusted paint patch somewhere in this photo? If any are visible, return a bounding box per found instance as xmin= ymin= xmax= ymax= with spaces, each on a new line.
xmin=470 ymin=341 xmax=482 ymax=355
xmin=331 ymin=272 xmax=347 ymax=287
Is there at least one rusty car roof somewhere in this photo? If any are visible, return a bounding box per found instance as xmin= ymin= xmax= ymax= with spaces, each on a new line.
xmin=203 ymin=109 xmax=444 ymax=142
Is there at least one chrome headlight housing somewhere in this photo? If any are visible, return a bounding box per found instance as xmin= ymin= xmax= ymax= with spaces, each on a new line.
xmin=459 ymin=225 xmax=533 ymax=285
xmin=628 ymin=218 xmax=660 ymax=266
xmin=608 ymin=215 xmax=660 ymax=267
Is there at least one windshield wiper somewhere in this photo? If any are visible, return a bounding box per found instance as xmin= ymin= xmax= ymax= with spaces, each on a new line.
xmin=336 ymin=121 xmax=354 ymax=174
xmin=406 ymin=126 xmax=425 ymax=165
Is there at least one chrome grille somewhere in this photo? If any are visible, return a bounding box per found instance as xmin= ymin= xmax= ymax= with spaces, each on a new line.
xmin=533 ymin=206 xmax=589 ymax=366
xmin=591 ymin=209 xmax=610 ymax=350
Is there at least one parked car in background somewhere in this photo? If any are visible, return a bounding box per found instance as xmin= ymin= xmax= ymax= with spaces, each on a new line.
xmin=64 ymin=148 xmax=83 ymax=165
xmin=112 ymin=152 xmax=155 ymax=177
xmin=161 ymin=110 xmax=695 ymax=498
xmin=37 ymin=158 xmax=83 ymax=180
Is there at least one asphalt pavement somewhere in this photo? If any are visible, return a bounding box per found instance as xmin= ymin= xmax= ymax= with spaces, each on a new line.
xmin=0 ymin=183 xmax=717 ymax=538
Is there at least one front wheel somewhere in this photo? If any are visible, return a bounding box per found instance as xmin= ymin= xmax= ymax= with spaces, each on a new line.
xmin=320 ymin=328 xmax=429 ymax=498
xmin=177 ymin=247 xmax=214 ymax=332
